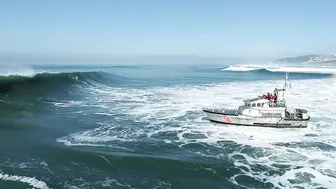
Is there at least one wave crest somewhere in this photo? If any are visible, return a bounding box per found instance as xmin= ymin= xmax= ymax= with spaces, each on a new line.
xmin=0 ymin=71 xmax=120 ymax=94
xmin=222 ymin=65 xmax=263 ymax=72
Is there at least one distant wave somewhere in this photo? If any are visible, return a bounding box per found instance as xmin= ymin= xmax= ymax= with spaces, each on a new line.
xmin=0 ymin=70 xmax=129 ymax=96
xmin=222 ymin=65 xmax=336 ymax=75
xmin=222 ymin=65 xmax=264 ymax=72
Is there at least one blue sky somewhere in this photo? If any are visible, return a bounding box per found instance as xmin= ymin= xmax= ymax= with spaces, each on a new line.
xmin=1 ymin=0 xmax=335 ymax=61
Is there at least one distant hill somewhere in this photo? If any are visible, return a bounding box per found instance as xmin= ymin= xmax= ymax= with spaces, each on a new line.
xmin=275 ymin=54 xmax=336 ymax=63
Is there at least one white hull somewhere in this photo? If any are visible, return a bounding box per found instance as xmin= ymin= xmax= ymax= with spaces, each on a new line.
xmin=203 ymin=110 xmax=309 ymax=128
xmin=203 ymin=73 xmax=310 ymax=128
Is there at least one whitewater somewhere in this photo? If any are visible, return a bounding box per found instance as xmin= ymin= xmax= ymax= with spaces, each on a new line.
xmin=0 ymin=64 xmax=335 ymax=189
xmin=223 ymin=64 xmax=336 ymax=74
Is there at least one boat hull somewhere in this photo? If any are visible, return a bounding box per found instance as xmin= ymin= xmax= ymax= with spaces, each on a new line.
xmin=203 ymin=110 xmax=309 ymax=128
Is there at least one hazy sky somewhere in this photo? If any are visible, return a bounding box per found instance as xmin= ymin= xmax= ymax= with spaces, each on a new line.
xmin=1 ymin=0 xmax=335 ymax=60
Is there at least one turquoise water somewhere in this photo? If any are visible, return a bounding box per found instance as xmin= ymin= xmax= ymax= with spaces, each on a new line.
xmin=0 ymin=64 xmax=336 ymax=189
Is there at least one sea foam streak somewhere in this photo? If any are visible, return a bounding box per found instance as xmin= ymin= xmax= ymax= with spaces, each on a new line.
xmin=0 ymin=172 xmax=51 ymax=189
xmin=57 ymin=75 xmax=336 ymax=188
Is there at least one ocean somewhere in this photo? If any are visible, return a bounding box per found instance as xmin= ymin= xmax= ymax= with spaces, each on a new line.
xmin=0 ymin=63 xmax=336 ymax=189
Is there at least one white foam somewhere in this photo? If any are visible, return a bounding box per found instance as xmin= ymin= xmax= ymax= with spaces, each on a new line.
xmin=53 ymin=101 xmax=86 ymax=108
xmin=222 ymin=65 xmax=263 ymax=71
xmin=0 ymin=172 xmax=51 ymax=189
xmin=277 ymin=167 xmax=336 ymax=189
xmin=59 ymin=76 xmax=336 ymax=145
xmin=98 ymin=178 xmax=135 ymax=189
xmin=57 ymin=75 xmax=336 ymax=188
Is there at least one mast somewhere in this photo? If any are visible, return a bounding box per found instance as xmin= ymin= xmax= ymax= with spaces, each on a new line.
xmin=274 ymin=72 xmax=289 ymax=108
xmin=282 ymin=72 xmax=289 ymax=107
xmin=284 ymin=72 xmax=288 ymax=88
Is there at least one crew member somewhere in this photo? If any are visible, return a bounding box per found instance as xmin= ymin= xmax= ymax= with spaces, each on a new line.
xmin=273 ymin=93 xmax=277 ymax=102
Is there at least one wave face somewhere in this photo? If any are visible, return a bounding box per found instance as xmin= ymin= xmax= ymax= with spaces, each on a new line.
xmin=0 ymin=72 xmax=75 ymax=94
xmin=0 ymin=71 xmax=134 ymax=96
xmin=1 ymin=64 xmax=336 ymax=189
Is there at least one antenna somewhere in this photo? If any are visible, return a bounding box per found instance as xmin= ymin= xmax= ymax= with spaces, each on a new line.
xmin=281 ymin=72 xmax=289 ymax=108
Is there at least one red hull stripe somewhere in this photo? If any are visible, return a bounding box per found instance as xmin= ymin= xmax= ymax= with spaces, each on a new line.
xmin=222 ymin=115 xmax=233 ymax=123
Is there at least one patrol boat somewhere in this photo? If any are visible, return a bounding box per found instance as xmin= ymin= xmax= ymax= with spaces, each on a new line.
xmin=202 ymin=73 xmax=310 ymax=128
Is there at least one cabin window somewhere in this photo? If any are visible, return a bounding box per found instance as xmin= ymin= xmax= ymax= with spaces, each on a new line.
xmin=257 ymin=103 xmax=261 ymax=107
xmin=252 ymin=103 xmax=256 ymax=107
xmin=262 ymin=103 xmax=264 ymax=107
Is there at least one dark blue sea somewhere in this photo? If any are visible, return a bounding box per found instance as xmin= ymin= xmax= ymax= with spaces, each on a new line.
xmin=1 ymin=63 xmax=336 ymax=189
